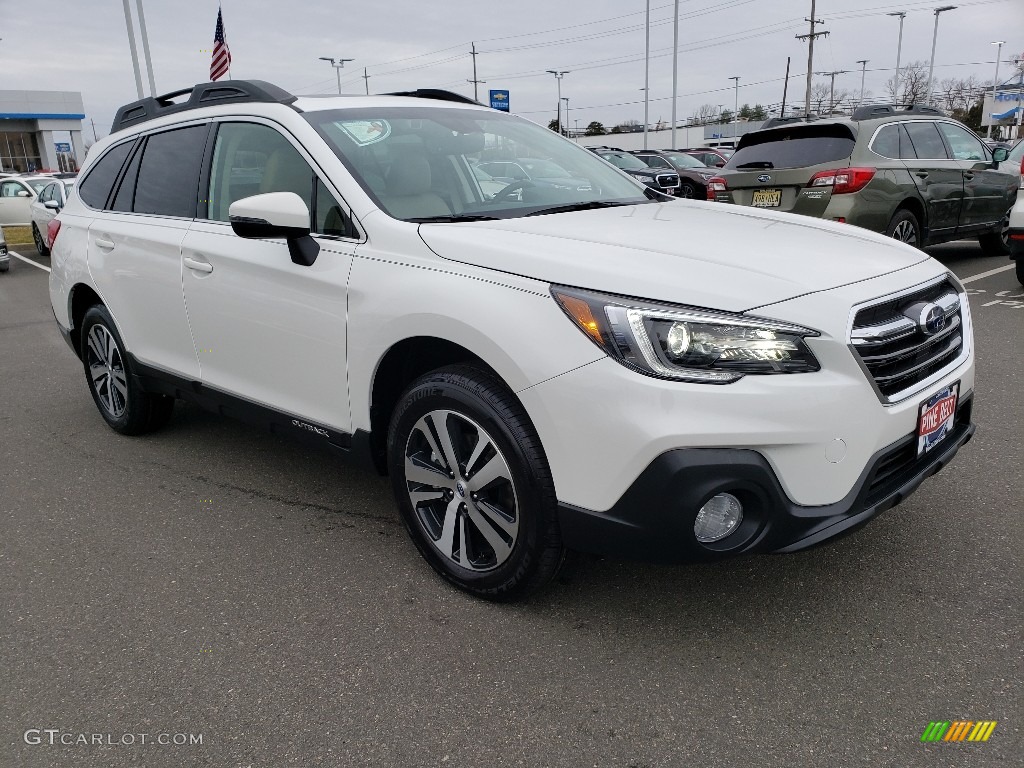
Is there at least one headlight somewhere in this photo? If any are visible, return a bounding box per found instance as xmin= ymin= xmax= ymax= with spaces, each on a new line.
xmin=551 ymin=286 xmax=821 ymax=383
xmin=699 ymin=172 xmax=715 ymax=180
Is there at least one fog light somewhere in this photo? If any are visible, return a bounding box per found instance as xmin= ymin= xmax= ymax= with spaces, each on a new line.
xmin=694 ymin=493 xmax=743 ymax=543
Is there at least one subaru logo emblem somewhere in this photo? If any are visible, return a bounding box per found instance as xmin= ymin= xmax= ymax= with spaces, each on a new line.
xmin=456 ymin=481 xmax=466 ymax=498
xmin=905 ymin=302 xmax=945 ymax=335
xmin=757 ymin=174 xmax=772 ymax=183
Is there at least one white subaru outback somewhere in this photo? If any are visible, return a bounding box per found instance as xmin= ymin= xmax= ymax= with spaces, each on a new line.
xmin=49 ymin=81 xmax=975 ymax=599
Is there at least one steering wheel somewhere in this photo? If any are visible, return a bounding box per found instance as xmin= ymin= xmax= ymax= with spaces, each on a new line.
xmin=491 ymin=179 xmax=536 ymax=203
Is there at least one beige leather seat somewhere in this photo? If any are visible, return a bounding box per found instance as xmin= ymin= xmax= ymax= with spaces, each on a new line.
xmin=381 ymin=155 xmax=450 ymax=219
xmin=260 ymin=147 xmax=313 ymax=205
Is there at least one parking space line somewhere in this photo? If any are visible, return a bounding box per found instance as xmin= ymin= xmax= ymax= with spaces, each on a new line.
xmin=8 ymin=250 xmax=50 ymax=273
xmin=961 ymin=264 xmax=1013 ymax=284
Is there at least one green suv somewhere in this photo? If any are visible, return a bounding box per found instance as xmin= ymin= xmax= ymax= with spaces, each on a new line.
xmin=707 ymin=105 xmax=1018 ymax=254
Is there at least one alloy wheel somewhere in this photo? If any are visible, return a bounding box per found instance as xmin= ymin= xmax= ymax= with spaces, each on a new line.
xmin=403 ymin=409 xmax=519 ymax=572
xmin=33 ymin=225 xmax=45 ymax=253
xmin=85 ymin=325 xmax=128 ymax=418
xmin=891 ymin=219 xmax=916 ymax=244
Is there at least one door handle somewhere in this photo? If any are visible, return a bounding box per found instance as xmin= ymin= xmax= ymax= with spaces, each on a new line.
xmin=914 ymin=172 xmax=929 ymax=179
xmin=183 ymin=256 xmax=214 ymax=273
xmin=94 ymin=238 xmax=115 ymax=249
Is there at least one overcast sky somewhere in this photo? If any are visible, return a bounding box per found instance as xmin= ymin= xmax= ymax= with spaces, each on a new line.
xmin=1 ymin=0 xmax=1021 ymax=140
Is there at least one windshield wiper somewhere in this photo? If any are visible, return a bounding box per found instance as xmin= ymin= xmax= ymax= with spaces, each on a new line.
xmin=735 ymin=161 xmax=774 ymax=169
xmin=407 ymin=214 xmax=501 ymax=223
xmin=524 ymin=201 xmax=633 ymax=217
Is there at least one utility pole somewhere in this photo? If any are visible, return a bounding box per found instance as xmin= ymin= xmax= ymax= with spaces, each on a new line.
xmin=856 ymin=60 xmax=869 ymax=106
xmin=362 ymin=68 xmax=370 ymax=95
xmin=729 ymin=76 xmax=740 ymax=141
xmin=987 ymin=41 xmax=1004 ymax=138
xmin=817 ymin=70 xmax=849 ymax=114
xmin=90 ymin=119 xmax=99 ymax=143
xmin=546 ymin=70 xmax=569 ymax=135
xmin=671 ymin=0 xmax=680 ymax=149
xmin=781 ymin=56 xmax=791 ymax=118
xmin=887 ymin=12 xmax=907 ymax=104
xmin=562 ymin=97 xmax=570 ymax=139
xmin=796 ymin=0 xmax=828 ymax=116
xmin=468 ymin=42 xmax=486 ymax=102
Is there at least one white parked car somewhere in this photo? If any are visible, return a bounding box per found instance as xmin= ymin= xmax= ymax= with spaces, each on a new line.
xmin=0 ymin=225 xmax=8 ymax=273
xmin=49 ymin=80 xmax=977 ymax=599
xmin=30 ymin=179 xmax=75 ymax=255
xmin=0 ymin=175 xmax=53 ymax=226
xmin=1004 ymin=140 xmax=1024 ymax=285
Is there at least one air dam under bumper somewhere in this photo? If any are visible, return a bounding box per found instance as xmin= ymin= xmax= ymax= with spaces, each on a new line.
xmin=558 ymin=395 xmax=974 ymax=563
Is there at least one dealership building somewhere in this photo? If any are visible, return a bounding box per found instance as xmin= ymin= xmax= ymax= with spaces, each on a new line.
xmin=0 ymin=90 xmax=87 ymax=173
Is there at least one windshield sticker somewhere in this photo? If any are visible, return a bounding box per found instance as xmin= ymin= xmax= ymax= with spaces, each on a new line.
xmin=335 ymin=120 xmax=391 ymax=146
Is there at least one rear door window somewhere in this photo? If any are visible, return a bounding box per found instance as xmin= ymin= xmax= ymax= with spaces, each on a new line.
xmin=903 ymin=123 xmax=949 ymax=160
xmin=726 ymin=124 xmax=856 ymax=169
xmin=133 ymin=125 xmax=208 ymax=218
xmin=78 ymin=140 xmax=135 ymax=209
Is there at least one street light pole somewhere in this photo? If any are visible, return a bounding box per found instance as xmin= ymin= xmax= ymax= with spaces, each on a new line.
xmin=856 ymin=60 xmax=869 ymax=105
xmin=925 ymin=6 xmax=957 ymax=107
xmin=887 ymin=11 xmax=907 ymax=104
xmin=671 ymin=0 xmax=680 ymax=150
xmin=546 ymin=70 xmax=569 ymax=135
xmin=729 ymin=76 xmax=740 ymax=142
xmin=319 ymin=57 xmax=354 ymax=95
xmin=987 ymin=41 xmax=1005 ymax=138
xmin=562 ymin=97 xmax=570 ymax=139
xmin=121 ymin=0 xmax=144 ymax=99
xmin=644 ymin=0 xmax=651 ymax=149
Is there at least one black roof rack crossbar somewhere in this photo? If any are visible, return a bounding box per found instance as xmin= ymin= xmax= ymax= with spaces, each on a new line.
xmin=383 ymin=89 xmax=482 ymax=106
xmin=851 ymin=103 xmax=947 ymax=121
xmin=111 ymin=80 xmax=298 ymax=133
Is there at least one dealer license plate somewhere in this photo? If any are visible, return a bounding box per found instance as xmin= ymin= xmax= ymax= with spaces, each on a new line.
xmin=917 ymin=382 xmax=958 ymax=457
xmin=751 ymin=189 xmax=781 ymax=207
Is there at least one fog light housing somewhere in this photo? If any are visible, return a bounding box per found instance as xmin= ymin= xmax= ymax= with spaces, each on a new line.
xmin=694 ymin=493 xmax=743 ymax=543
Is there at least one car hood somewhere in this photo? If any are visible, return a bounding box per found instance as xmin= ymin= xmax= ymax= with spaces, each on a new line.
xmin=417 ymin=202 xmax=930 ymax=312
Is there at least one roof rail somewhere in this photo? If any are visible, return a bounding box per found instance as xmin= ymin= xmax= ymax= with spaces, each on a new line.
xmin=111 ymin=80 xmax=298 ymax=133
xmin=851 ymin=103 xmax=946 ymax=121
xmin=384 ymin=89 xmax=482 ymax=106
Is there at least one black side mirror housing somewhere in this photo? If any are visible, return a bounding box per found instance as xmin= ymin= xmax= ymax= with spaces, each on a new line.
xmin=992 ymin=147 xmax=1009 ymax=164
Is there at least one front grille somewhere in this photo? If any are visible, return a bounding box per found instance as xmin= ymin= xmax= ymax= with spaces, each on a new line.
xmin=655 ymin=172 xmax=680 ymax=188
xmin=850 ymin=278 xmax=964 ymax=401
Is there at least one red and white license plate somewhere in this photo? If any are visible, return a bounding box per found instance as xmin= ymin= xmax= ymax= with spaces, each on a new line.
xmin=917 ymin=382 xmax=958 ymax=457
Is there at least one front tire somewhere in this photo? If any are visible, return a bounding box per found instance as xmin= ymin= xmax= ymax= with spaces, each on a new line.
xmin=978 ymin=209 xmax=1011 ymax=256
xmin=80 ymin=305 xmax=175 ymax=435
xmin=886 ymin=209 xmax=922 ymax=248
xmin=1016 ymin=258 xmax=1024 ymax=287
xmin=32 ymin=223 xmax=49 ymax=257
xmin=679 ymin=181 xmax=698 ymax=199
xmin=387 ymin=365 xmax=564 ymax=601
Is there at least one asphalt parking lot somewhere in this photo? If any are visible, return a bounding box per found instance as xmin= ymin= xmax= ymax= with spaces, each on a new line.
xmin=1 ymin=241 xmax=1020 ymax=767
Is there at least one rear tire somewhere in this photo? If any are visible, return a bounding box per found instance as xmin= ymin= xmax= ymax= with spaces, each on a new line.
xmin=32 ymin=223 xmax=49 ymax=257
xmin=387 ymin=365 xmax=564 ymax=601
xmin=885 ymin=209 xmax=922 ymax=248
xmin=978 ymin=210 xmax=1011 ymax=256
xmin=80 ymin=305 xmax=175 ymax=435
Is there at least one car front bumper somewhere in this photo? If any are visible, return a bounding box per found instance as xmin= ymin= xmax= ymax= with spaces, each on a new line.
xmin=558 ymin=393 xmax=974 ymax=563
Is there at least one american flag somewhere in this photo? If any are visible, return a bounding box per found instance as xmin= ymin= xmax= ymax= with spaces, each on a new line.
xmin=210 ymin=7 xmax=231 ymax=81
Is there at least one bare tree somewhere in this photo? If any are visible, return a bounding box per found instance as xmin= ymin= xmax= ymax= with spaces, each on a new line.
xmin=810 ymin=82 xmax=831 ymax=113
xmin=692 ymin=103 xmax=718 ymax=125
xmin=936 ymin=75 xmax=982 ymax=113
xmin=885 ymin=60 xmax=929 ymax=106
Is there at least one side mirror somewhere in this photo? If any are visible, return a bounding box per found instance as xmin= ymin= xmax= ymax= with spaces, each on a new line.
xmin=229 ymin=192 xmax=320 ymax=267
xmin=993 ymin=147 xmax=1009 ymax=163
xmin=44 ymin=200 xmax=61 ymax=211
xmin=17 ymin=190 xmax=30 ymax=198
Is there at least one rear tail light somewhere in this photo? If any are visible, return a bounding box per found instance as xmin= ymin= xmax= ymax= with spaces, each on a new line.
xmin=706 ymin=176 xmax=727 ymax=200
xmin=46 ymin=218 xmax=62 ymax=248
xmin=807 ymin=167 xmax=876 ymax=195
xmin=1018 ymin=157 xmax=1023 ymax=189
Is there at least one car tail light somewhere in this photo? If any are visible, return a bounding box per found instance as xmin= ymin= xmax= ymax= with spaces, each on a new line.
xmin=807 ymin=167 xmax=876 ymax=195
xmin=46 ymin=218 xmax=61 ymax=248
xmin=1019 ymin=156 xmax=1023 ymax=189
xmin=706 ymin=176 xmax=727 ymax=200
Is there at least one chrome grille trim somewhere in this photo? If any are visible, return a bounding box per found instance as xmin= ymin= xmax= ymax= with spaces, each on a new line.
xmin=655 ymin=172 xmax=680 ymax=188
xmin=847 ymin=274 xmax=971 ymax=404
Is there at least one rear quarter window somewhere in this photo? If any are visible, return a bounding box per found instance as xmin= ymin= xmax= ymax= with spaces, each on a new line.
xmin=78 ymin=140 xmax=135 ymax=209
xmin=726 ymin=125 xmax=856 ymax=170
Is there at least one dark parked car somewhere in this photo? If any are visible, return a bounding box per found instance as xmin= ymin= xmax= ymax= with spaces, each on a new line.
xmin=586 ymin=146 xmax=680 ymax=196
xmin=679 ymin=147 xmax=732 ymax=168
xmin=707 ymin=104 xmax=1018 ymax=253
xmin=631 ymin=149 xmax=718 ymax=199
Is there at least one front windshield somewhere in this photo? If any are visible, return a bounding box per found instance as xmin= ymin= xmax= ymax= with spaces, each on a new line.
xmin=597 ymin=151 xmax=648 ymax=171
xmin=305 ymin=107 xmax=649 ymax=221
